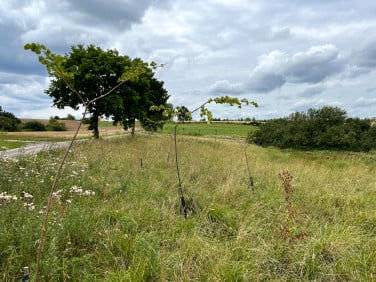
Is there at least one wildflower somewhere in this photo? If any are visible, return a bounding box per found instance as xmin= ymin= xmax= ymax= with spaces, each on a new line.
xmin=52 ymin=190 xmax=63 ymax=201
xmin=70 ymin=185 xmax=83 ymax=195
xmin=83 ymin=190 xmax=95 ymax=196
xmin=21 ymin=191 xmax=33 ymax=201
xmin=24 ymin=202 xmax=36 ymax=211
xmin=0 ymin=192 xmax=17 ymax=203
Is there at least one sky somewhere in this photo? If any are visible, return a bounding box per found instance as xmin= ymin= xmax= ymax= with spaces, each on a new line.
xmin=1 ymin=0 xmax=376 ymax=120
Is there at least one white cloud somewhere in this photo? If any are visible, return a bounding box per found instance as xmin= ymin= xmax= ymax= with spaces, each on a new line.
xmin=236 ymin=44 xmax=344 ymax=93
xmin=355 ymin=97 xmax=376 ymax=107
xmin=298 ymin=85 xmax=326 ymax=97
xmin=209 ymin=80 xmax=243 ymax=94
xmin=1 ymin=0 xmax=376 ymax=120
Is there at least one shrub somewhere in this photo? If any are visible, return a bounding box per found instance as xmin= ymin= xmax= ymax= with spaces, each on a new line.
xmin=0 ymin=116 xmax=19 ymax=131
xmin=0 ymin=106 xmax=20 ymax=131
xmin=46 ymin=119 xmax=67 ymax=131
xmin=249 ymin=106 xmax=376 ymax=152
xmin=22 ymin=121 xmax=46 ymax=131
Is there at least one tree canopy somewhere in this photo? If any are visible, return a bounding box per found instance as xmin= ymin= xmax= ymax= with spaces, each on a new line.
xmin=175 ymin=106 xmax=192 ymax=122
xmin=25 ymin=43 xmax=169 ymax=138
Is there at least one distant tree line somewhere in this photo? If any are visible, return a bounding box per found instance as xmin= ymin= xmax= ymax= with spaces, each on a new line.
xmin=211 ymin=117 xmax=261 ymax=125
xmin=248 ymin=106 xmax=376 ymax=152
xmin=0 ymin=107 xmax=68 ymax=132
xmin=52 ymin=114 xmax=76 ymax=120
xmin=23 ymin=118 xmax=67 ymax=132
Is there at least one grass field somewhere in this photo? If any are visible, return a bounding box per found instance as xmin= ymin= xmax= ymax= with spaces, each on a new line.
xmin=160 ymin=122 xmax=257 ymax=138
xmin=0 ymin=139 xmax=25 ymax=150
xmin=1 ymin=133 xmax=375 ymax=280
xmin=0 ymin=121 xmax=255 ymax=150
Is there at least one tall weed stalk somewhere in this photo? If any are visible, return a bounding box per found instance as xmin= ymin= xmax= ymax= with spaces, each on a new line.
xmin=278 ymin=170 xmax=309 ymax=243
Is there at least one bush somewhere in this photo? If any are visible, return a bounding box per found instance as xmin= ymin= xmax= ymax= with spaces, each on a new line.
xmin=46 ymin=118 xmax=67 ymax=131
xmin=0 ymin=106 xmax=20 ymax=131
xmin=0 ymin=116 xmax=19 ymax=131
xmin=22 ymin=121 xmax=46 ymax=131
xmin=249 ymin=106 xmax=376 ymax=152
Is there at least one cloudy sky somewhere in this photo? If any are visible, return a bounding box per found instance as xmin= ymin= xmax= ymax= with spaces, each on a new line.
xmin=1 ymin=0 xmax=376 ymax=120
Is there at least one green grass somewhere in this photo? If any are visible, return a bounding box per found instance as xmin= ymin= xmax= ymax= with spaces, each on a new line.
xmin=160 ymin=122 xmax=257 ymax=138
xmin=1 ymin=135 xmax=376 ymax=280
xmin=0 ymin=135 xmax=74 ymax=142
xmin=0 ymin=140 xmax=26 ymax=150
xmin=98 ymin=120 xmax=117 ymax=127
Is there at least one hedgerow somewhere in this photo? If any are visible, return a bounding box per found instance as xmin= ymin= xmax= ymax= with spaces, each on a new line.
xmin=249 ymin=106 xmax=376 ymax=151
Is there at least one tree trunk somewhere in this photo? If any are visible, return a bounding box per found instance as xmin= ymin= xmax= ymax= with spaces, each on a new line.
xmin=91 ymin=113 xmax=100 ymax=139
xmin=131 ymin=118 xmax=136 ymax=136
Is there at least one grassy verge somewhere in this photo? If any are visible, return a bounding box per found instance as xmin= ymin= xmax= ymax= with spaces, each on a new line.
xmin=0 ymin=140 xmax=26 ymax=150
xmin=1 ymin=135 xmax=375 ymax=280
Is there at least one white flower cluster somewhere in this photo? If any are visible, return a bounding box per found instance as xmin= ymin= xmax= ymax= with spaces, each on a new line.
xmin=0 ymin=185 xmax=96 ymax=212
xmin=21 ymin=191 xmax=35 ymax=211
xmin=23 ymin=202 xmax=36 ymax=211
xmin=21 ymin=191 xmax=33 ymax=200
xmin=70 ymin=185 xmax=96 ymax=196
xmin=0 ymin=192 xmax=18 ymax=203
xmin=52 ymin=189 xmax=63 ymax=201
xmin=0 ymin=191 xmax=36 ymax=211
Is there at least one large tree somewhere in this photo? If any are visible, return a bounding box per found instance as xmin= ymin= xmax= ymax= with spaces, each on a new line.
xmin=26 ymin=44 xmax=169 ymax=138
xmin=110 ymin=58 xmax=169 ymax=134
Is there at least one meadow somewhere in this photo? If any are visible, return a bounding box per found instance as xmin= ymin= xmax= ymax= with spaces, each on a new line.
xmin=160 ymin=122 xmax=257 ymax=138
xmin=0 ymin=130 xmax=376 ymax=280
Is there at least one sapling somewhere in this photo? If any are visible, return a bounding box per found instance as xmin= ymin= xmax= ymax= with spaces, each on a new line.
xmin=25 ymin=43 xmax=154 ymax=281
xmin=153 ymin=97 xmax=258 ymax=218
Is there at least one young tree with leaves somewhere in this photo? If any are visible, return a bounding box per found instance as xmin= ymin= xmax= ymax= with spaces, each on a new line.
xmin=24 ymin=42 xmax=167 ymax=281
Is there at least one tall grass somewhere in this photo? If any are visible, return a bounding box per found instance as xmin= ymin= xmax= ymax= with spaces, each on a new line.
xmin=1 ymin=135 xmax=375 ymax=280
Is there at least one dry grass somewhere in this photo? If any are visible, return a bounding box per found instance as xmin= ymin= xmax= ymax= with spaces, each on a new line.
xmin=10 ymin=119 xmax=126 ymax=138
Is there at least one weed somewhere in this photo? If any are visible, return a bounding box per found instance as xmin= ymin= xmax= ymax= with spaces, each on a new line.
xmin=279 ymin=170 xmax=309 ymax=242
